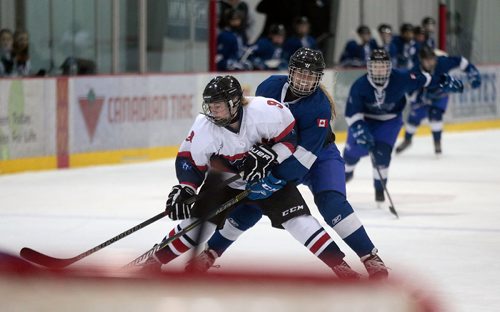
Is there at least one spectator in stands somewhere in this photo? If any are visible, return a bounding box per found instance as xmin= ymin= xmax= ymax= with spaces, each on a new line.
xmin=249 ymin=24 xmax=287 ymax=70
xmin=256 ymin=0 xmax=300 ymax=39
xmin=216 ymin=9 xmax=252 ymax=71
xmin=339 ymin=25 xmax=378 ymax=67
xmin=298 ymin=0 xmax=332 ymax=55
xmin=218 ymin=0 xmax=252 ymax=45
xmin=283 ymin=16 xmax=317 ymax=60
xmin=377 ymin=24 xmax=393 ymax=53
xmin=390 ymin=23 xmax=417 ymax=69
xmin=0 ymin=28 xmax=14 ymax=76
xmin=414 ymin=26 xmax=426 ymax=45
xmin=12 ymin=30 xmax=31 ymax=76
xmin=422 ymin=16 xmax=436 ymax=49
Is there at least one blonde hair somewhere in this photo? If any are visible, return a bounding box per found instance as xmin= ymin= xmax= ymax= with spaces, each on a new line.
xmin=319 ymin=84 xmax=337 ymax=123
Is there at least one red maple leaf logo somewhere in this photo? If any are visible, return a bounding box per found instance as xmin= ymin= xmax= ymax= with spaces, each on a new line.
xmin=78 ymin=89 xmax=105 ymax=141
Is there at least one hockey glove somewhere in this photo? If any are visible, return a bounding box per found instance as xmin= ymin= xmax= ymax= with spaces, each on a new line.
xmin=351 ymin=121 xmax=375 ymax=150
xmin=166 ymin=185 xmax=196 ymax=220
xmin=242 ymin=144 xmax=278 ymax=182
xmin=439 ymin=74 xmax=464 ymax=93
xmin=465 ymin=65 xmax=481 ymax=89
xmin=247 ymin=173 xmax=286 ymax=200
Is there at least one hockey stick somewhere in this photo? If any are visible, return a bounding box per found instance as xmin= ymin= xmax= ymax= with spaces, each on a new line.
xmin=124 ymin=189 xmax=251 ymax=268
xmin=369 ymin=153 xmax=399 ymax=219
xmin=20 ymin=173 xmax=242 ymax=268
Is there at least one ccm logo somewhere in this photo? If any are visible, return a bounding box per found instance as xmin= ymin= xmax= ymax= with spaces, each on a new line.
xmin=282 ymin=205 xmax=304 ymax=216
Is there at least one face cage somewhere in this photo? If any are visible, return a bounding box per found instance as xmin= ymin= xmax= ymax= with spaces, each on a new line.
xmin=367 ymin=60 xmax=392 ymax=86
xmin=288 ymin=66 xmax=323 ymax=96
xmin=202 ymin=98 xmax=240 ymax=127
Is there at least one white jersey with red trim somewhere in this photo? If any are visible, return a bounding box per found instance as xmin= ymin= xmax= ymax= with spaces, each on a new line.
xmin=176 ymin=96 xmax=296 ymax=190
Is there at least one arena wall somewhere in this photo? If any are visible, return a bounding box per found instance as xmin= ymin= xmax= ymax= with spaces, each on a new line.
xmin=1 ymin=66 xmax=499 ymax=174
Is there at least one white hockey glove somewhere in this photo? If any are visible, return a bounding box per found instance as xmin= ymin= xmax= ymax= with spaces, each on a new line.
xmin=166 ymin=185 xmax=196 ymax=220
xmin=242 ymin=144 xmax=278 ymax=182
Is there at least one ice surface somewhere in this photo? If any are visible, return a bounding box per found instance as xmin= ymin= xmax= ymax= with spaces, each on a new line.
xmin=1 ymin=129 xmax=500 ymax=311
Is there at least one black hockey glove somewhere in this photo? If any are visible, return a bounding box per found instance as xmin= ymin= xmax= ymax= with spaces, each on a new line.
xmin=242 ymin=144 xmax=278 ymax=182
xmin=166 ymin=185 xmax=196 ymax=220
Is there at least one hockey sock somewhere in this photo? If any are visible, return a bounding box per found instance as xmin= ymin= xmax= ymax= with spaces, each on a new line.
xmin=404 ymin=123 xmax=417 ymax=141
xmin=282 ymin=215 xmax=346 ymax=267
xmin=432 ymin=130 xmax=442 ymax=143
xmin=207 ymin=204 xmax=262 ymax=256
xmin=155 ymin=219 xmax=217 ymax=264
xmin=315 ymin=191 xmax=375 ymax=257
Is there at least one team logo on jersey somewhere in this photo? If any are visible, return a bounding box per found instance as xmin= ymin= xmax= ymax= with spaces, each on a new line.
xmin=185 ymin=130 xmax=194 ymax=142
xmin=317 ymin=118 xmax=327 ymax=128
xmin=332 ymin=214 xmax=342 ymax=225
xmin=410 ymin=73 xmax=416 ymax=79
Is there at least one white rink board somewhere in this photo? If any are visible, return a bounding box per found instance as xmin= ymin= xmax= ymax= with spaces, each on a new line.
xmin=0 ymin=79 xmax=56 ymax=159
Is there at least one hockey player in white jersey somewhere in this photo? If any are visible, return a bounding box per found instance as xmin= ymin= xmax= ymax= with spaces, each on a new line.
xmin=140 ymin=75 xmax=360 ymax=278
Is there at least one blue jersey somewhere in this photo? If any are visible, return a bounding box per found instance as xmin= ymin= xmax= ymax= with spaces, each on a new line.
xmin=389 ymin=36 xmax=418 ymax=69
xmin=256 ymin=75 xmax=333 ymax=182
xmin=345 ymin=69 xmax=431 ymax=125
xmin=339 ymin=39 xmax=378 ymax=67
xmin=216 ymin=29 xmax=246 ymax=71
xmin=412 ymin=55 xmax=478 ymax=104
xmin=283 ymin=35 xmax=317 ymax=60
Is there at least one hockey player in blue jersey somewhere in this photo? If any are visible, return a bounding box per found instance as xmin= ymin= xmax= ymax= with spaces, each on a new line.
xmin=343 ymin=49 xmax=464 ymax=202
xmin=187 ymin=48 xmax=389 ymax=280
xmin=395 ymin=45 xmax=481 ymax=155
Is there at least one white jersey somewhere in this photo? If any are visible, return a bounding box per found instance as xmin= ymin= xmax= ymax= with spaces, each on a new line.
xmin=176 ymin=96 xmax=296 ymax=190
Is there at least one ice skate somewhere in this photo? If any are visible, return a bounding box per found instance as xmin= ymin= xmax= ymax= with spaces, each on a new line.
xmin=375 ymin=189 xmax=385 ymax=209
xmin=139 ymin=248 xmax=163 ymax=274
xmin=185 ymin=248 xmax=219 ymax=273
xmin=395 ymin=139 xmax=412 ymax=154
xmin=331 ymin=260 xmax=362 ymax=280
xmin=434 ymin=141 xmax=442 ymax=155
xmin=345 ymin=171 xmax=354 ymax=183
xmin=361 ymin=251 xmax=389 ymax=280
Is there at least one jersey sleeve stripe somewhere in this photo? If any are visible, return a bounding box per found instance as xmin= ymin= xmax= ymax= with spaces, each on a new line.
xmin=459 ymin=57 xmax=469 ymax=71
xmin=180 ymin=181 xmax=198 ymax=189
xmin=345 ymin=113 xmax=364 ymax=126
xmin=294 ymin=145 xmax=317 ymax=170
xmin=273 ymin=120 xmax=296 ymax=142
xmin=272 ymin=142 xmax=294 ymax=163
xmin=177 ymin=151 xmax=208 ymax=172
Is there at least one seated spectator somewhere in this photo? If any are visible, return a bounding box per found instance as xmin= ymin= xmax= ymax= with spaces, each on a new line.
xmin=218 ymin=0 xmax=252 ymax=45
xmin=414 ymin=26 xmax=426 ymax=45
xmin=0 ymin=28 xmax=14 ymax=76
xmin=339 ymin=25 xmax=378 ymax=67
xmin=390 ymin=23 xmax=418 ymax=69
xmin=12 ymin=30 xmax=31 ymax=76
xmin=216 ymin=9 xmax=252 ymax=71
xmin=283 ymin=16 xmax=317 ymax=60
xmin=249 ymin=24 xmax=288 ymax=70
xmin=421 ymin=16 xmax=436 ymax=49
xmin=256 ymin=0 xmax=300 ymax=39
xmin=377 ymin=24 xmax=393 ymax=53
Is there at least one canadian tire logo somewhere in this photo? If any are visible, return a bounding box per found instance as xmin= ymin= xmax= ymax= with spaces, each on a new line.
xmin=78 ymin=89 xmax=104 ymax=141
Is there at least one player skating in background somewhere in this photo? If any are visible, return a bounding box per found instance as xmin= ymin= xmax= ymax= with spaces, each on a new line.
xmin=395 ymin=45 xmax=481 ymax=155
xmin=343 ymin=49 xmax=464 ymax=203
xmin=188 ymin=48 xmax=389 ymax=280
xmin=141 ymin=75 xmax=361 ymax=279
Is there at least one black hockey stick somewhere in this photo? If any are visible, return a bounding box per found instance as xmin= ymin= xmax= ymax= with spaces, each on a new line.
xmin=370 ymin=153 xmax=399 ymax=218
xmin=20 ymin=173 xmax=242 ymax=268
xmin=124 ymin=189 xmax=251 ymax=268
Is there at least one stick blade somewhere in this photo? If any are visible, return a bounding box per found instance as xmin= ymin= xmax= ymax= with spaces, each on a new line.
xmin=389 ymin=206 xmax=399 ymax=219
xmin=20 ymin=248 xmax=74 ymax=269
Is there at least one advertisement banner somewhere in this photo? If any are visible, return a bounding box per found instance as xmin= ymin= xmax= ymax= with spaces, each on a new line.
xmin=0 ymin=79 xmax=56 ymax=160
xmin=71 ymin=75 xmax=205 ymax=154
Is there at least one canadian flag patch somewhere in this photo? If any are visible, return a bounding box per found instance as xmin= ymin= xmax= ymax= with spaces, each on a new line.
xmin=317 ymin=119 xmax=327 ymax=128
